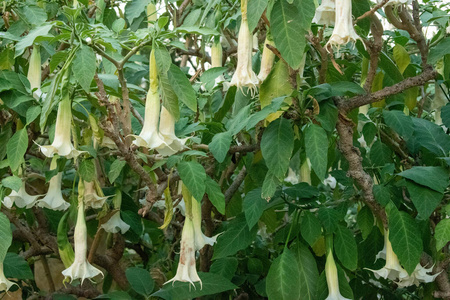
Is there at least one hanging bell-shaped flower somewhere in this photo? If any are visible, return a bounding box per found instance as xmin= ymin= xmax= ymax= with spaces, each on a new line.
xmin=158 ymin=106 xmax=188 ymax=156
xmin=38 ymin=95 xmax=84 ymax=159
xmin=27 ymin=45 xmax=42 ymax=99
xmin=100 ymin=190 xmax=130 ymax=234
xmin=325 ymin=0 xmax=362 ymax=51
xmin=62 ymin=199 xmax=103 ymax=283
xmin=0 ymin=263 xmax=16 ymax=292
xmin=38 ymin=157 xmax=70 ymax=211
xmin=131 ymin=49 xmax=172 ymax=154
xmin=230 ymin=0 xmax=260 ymax=95
xmin=313 ymin=0 xmax=336 ymax=26
xmin=3 ymin=180 xmax=40 ymax=209
xmin=396 ymin=263 xmax=440 ymax=287
xmin=367 ymin=230 xmax=409 ymax=281
xmin=191 ymin=196 xmax=219 ymax=251
xmin=257 ymin=35 xmax=276 ymax=82
xmin=165 ymin=216 xmax=202 ymax=288
xmin=83 ymin=180 xmax=109 ymax=209
xmin=325 ymin=248 xmax=351 ymax=300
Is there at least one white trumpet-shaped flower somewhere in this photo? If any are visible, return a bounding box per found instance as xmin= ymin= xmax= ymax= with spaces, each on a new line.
xmin=0 ymin=263 xmax=17 ymax=292
xmin=38 ymin=95 xmax=84 ymax=159
xmin=38 ymin=157 xmax=70 ymax=211
xmin=325 ymin=0 xmax=362 ymax=51
xmin=367 ymin=230 xmax=409 ymax=281
xmin=101 ymin=211 xmax=130 ymax=234
xmin=313 ymin=0 xmax=336 ymax=26
xmin=158 ymin=106 xmax=188 ymax=156
xmin=83 ymin=180 xmax=109 ymax=209
xmin=27 ymin=45 xmax=42 ymax=99
xmin=38 ymin=172 xmax=70 ymax=211
xmin=62 ymin=200 xmax=103 ymax=283
xmin=230 ymin=0 xmax=259 ymax=95
xmin=191 ymin=197 xmax=219 ymax=251
xmin=211 ymin=39 xmax=223 ymax=69
xmin=3 ymin=180 xmax=40 ymax=209
xmin=325 ymin=248 xmax=351 ymax=300
xmin=257 ymin=36 xmax=276 ymax=82
xmin=396 ymin=263 xmax=440 ymax=287
xmin=165 ymin=216 xmax=202 ymax=288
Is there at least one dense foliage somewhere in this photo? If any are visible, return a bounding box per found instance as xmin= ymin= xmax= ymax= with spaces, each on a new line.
xmin=0 ymin=0 xmax=450 ymax=299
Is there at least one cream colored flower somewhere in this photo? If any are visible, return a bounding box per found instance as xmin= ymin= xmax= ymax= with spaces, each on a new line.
xmin=158 ymin=106 xmax=188 ymax=156
xmin=211 ymin=39 xmax=223 ymax=69
xmin=3 ymin=180 xmax=40 ymax=209
xmin=367 ymin=230 xmax=409 ymax=281
xmin=27 ymin=45 xmax=42 ymax=99
xmin=38 ymin=95 xmax=84 ymax=159
xmin=191 ymin=198 xmax=218 ymax=251
xmin=230 ymin=0 xmax=259 ymax=95
xmin=83 ymin=180 xmax=109 ymax=209
xmin=325 ymin=0 xmax=362 ymax=51
xmin=101 ymin=211 xmax=130 ymax=234
xmin=165 ymin=217 xmax=201 ymax=288
xmin=257 ymin=36 xmax=276 ymax=82
xmin=313 ymin=0 xmax=335 ymax=26
xmin=0 ymin=263 xmax=16 ymax=292
xmin=284 ymin=168 xmax=300 ymax=184
xmin=396 ymin=263 xmax=440 ymax=287
xmin=325 ymin=249 xmax=351 ymax=300
xmin=62 ymin=200 xmax=103 ymax=283
xmin=38 ymin=172 xmax=70 ymax=211
xmin=300 ymin=159 xmax=312 ymax=185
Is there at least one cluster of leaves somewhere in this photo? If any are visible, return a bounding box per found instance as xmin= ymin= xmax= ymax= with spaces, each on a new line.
xmin=0 ymin=0 xmax=449 ymax=299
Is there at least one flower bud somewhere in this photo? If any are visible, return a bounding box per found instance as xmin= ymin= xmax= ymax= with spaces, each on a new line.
xmin=257 ymin=35 xmax=276 ymax=82
xmin=27 ymin=45 xmax=42 ymax=99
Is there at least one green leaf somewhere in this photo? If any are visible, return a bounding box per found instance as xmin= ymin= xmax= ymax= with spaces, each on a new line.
xmin=2 ymin=176 xmax=22 ymax=192
xmin=334 ymin=225 xmax=358 ymax=271
xmin=442 ymin=103 xmax=450 ymax=128
xmin=317 ymin=208 xmax=340 ymax=233
xmin=21 ymin=5 xmax=47 ymax=26
xmin=259 ymin=61 xmax=293 ymax=107
xmin=159 ymin=73 xmax=180 ymax=120
xmin=261 ymin=171 xmax=280 ymax=200
xmin=126 ymin=267 xmax=154 ymax=296
xmin=383 ymin=110 xmax=414 ymax=140
xmin=270 ymin=0 xmax=306 ymax=69
xmin=315 ymin=101 xmax=338 ymax=133
xmin=108 ymin=160 xmax=127 ymax=184
xmin=243 ymin=188 xmax=267 ymax=229
xmin=3 ymin=253 xmax=33 ymax=279
xmin=26 ymin=105 xmax=41 ymax=125
xmin=429 ymin=37 xmax=450 ymax=65
xmin=266 ymin=249 xmax=301 ymax=300
xmin=112 ymin=18 xmax=126 ymax=33
xmin=79 ymin=159 xmax=96 ymax=182
xmin=296 ymin=0 xmax=315 ymax=31
xmin=177 ymin=161 xmax=206 ymax=201
xmin=125 ymin=0 xmax=151 ymax=23
xmin=204 ymin=177 xmax=225 ymax=215
xmin=370 ymin=140 xmax=392 ymax=167
xmin=412 ymin=117 xmax=450 ymax=155
xmin=209 ymin=131 xmax=232 ymax=163
xmin=152 ymin=272 xmax=236 ymax=300
xmin=0 ymin=212 xmax=12 ymax=262
xmin=291 ymin=243 xmax=319 ymax=300
xmin=154 ymin=46 xmax=171 ymax=74
xmin=73 ymin=46 xmax=96 ymax=92
xmin=175 ymin=26 xmax=220 ymax=36
xmin=388 ymin=206 xmax=423 ymax=274
xmin=199 ymin=67 xmax=228 ymax=91
xmin=15 ymin=23 xmax=53 ymax=58
xmin=357 ymin=206 xmax=374 ymax=240
xmin=304 ymin=124 xmax=328 ymax=181
xmin=246 ymin=97 xmax=285 ymax=130
xmin=168 ymin=64 xmax=197 ymax=112
xmin=435 ymin=219 xmax=450 ymax=251
xmin=213 ymin=214 xmax=258 ymax=259
xmin=0 ymin=48 xmax=15 ymax=70
xmin=405 ymin=180 xmax=443 ymax=220
xmin=210 ymin=257 xmax=238 ymax=280
xmin=57 ymin=211 xmax=74 ymax=268
xmin=393 ymin=44 xmax=410 ymax=74
xmin=247 ymin=0 xmax=268 ymax=32
xmin=300 ymin=211 xmax=322 ymax=247
xmin=6 ymin=128 xmax=28 ymax=172
xmin=329 ymin=81 xmax=366 ymax=97
xmin=261 ymin=118 xmax=294 ymax=180
xmin=373 ymin=184 xmax=391 ymax=206
xmin=397 ymin=166 xmax=449 ymax=194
